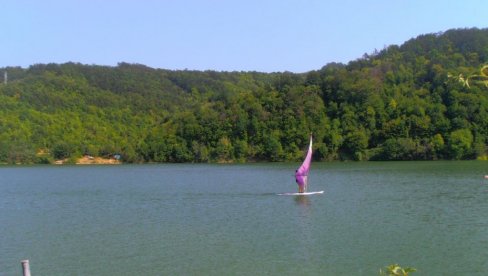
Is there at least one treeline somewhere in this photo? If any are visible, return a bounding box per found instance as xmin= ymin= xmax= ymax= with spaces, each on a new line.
xmin=1 ymin=28 xmax=488 ymax=164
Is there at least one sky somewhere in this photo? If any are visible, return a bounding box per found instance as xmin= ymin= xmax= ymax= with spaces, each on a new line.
xmin=1 ymin=0 xmax=487 ymax=73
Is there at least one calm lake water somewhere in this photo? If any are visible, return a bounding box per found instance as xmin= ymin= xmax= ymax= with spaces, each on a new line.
xmin=1 ymin=161 xmax=488 ymax=275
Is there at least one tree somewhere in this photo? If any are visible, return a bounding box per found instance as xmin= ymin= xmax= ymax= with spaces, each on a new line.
xmin=264 ymin=134 xmax=284 ymax=161
xmin=214 ymin=137 xmax=233 ymax=162
xmin=380 ymin=138 xmax=417 ymax=160
xmin=431 ymin=133 xmax=445 ymax=159
xmin=343 ymin=129 xmax=369 ymax=160
xmin=52 ymin=142 xmax=73 ymax=160
xmin=448 ymin=129 xmax=473 ymax=159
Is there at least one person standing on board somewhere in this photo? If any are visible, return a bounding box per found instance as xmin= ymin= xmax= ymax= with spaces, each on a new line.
xmin=295 ymin=135 xmax=312 ymax=193
xmin=296 ymin=170 xmax=307 ymax=193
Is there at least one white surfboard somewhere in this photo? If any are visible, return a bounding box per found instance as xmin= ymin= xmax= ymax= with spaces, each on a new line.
xmin=277 ymin=191 xmax=324 ymax=196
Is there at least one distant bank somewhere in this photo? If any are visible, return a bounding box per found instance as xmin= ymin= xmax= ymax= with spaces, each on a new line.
xmin=54 ymin=155 xmax=121 ymax=165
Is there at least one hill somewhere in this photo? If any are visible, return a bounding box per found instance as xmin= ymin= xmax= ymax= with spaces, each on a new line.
xmin=0 ymin=28 xmax=487 ymax=163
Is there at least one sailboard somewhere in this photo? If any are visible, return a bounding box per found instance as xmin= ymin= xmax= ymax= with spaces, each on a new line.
xmin=277 ymin=191 xmax=324 ymax=196
xmin=278 ymin=135 xmax=323 ymax=196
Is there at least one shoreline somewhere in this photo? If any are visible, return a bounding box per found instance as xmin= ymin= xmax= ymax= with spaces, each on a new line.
xmin=53 ymin=156 xmax=121 ymax=165
xmin=2 ymin=158 xmax=488 ymax=166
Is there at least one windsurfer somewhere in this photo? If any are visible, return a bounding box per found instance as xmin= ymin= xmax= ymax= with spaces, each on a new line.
xmin=295 ymin=135 xmax=312 ymax=193
xmin=295 ymin=170 xmax=307 ymax=193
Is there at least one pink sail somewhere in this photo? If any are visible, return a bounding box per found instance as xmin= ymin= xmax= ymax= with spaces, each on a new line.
xmin=295 ymin=136 xmax=313 ymax=191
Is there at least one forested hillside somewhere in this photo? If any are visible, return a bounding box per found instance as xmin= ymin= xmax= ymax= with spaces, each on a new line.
xmin=1 ymin=28 xmax=487 ymax=164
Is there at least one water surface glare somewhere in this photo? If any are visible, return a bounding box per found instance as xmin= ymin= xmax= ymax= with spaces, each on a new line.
xmin=1 ymin=161 xmax=487 ymax=275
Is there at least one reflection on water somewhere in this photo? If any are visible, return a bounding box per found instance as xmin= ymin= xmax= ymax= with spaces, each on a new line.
xmin=294 ymin=194 xmax=311 ymax=206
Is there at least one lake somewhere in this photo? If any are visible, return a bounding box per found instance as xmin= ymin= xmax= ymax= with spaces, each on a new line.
xmin=1 ymin=161 xmax=487 ymax=275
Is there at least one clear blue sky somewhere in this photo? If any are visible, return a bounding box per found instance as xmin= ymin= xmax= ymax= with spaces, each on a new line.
xmin=1 ymin=0 xmax=487 ymax=72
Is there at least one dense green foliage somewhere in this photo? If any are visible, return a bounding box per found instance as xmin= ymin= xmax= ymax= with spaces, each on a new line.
xmin=1 ymin=28 xmax=488 ymax=163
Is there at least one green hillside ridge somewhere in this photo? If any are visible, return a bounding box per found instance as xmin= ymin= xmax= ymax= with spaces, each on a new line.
xmin=1 ymin=28 xmax=488 ymax=164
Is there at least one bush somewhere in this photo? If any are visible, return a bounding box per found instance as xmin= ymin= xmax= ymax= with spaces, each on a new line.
xmin=52 ymin=142 xmax=73 ymax=160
